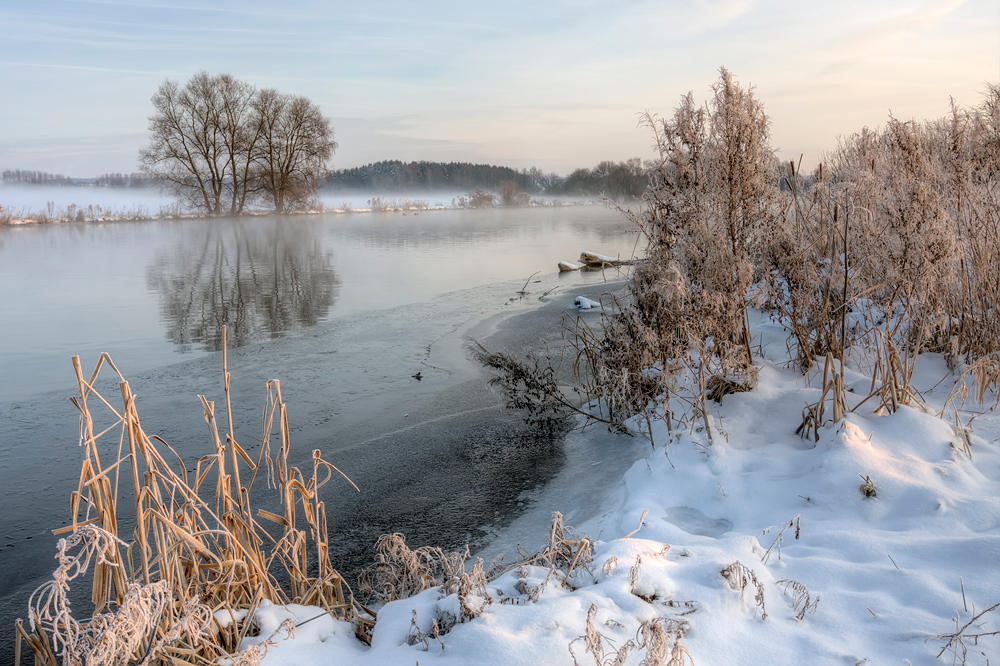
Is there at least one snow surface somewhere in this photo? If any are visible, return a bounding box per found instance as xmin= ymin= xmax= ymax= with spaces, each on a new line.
xmin=0 ymin=184 xmax=171 ymax=211
xmin=244 ymin=312 xmax=999 ymax=666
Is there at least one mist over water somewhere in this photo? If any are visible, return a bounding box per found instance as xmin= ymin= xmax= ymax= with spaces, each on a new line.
xmin=0 ymin=206 xmax=638 ymax=401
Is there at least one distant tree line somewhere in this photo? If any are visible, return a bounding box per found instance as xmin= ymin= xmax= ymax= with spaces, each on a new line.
xmin=95 ymin=172 xmax=158 ymax=188
xmin=324 ymin=161 xmax=543 ymax=193
xmin=0 ymin=170 xmax=71 ymax=185
xmin=561 ymin=158 xmax=648 ymax=200
xmin=0 ymin=170 xmax=158 ymax=189
xmin=324 ymin=158 xmax=650 ymax=201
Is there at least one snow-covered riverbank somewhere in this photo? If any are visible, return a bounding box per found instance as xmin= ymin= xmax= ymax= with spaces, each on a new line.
xmin=235 ymin=310 xmax=999 ymax=666
xmin=0 ymin=185 xmax=602 ymax=225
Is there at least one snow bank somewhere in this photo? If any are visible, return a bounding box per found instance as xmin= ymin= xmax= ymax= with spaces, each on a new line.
xmin=245 ymin=329 xmax=998 ymax=665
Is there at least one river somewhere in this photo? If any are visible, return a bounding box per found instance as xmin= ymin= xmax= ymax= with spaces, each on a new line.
xmin=0 ymin=205 xmax=640 ymax=662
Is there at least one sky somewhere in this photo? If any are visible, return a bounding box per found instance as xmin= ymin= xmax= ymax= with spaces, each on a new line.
xmin=0 ymin=0 xmax=996 ymax=177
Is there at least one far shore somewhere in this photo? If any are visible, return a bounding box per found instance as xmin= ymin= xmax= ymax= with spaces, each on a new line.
xmin=0 ymin=196 xmax=609 ymax=227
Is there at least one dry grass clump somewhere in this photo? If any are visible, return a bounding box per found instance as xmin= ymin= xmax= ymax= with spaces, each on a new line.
xmin=399 ymin=558 xmax=493 ymax=647
xmin=365 ymin=196 xmax=430 ymax=211
xmin=796 ymin=353 xmax=849 ymax=441
xmin=356 ymin=533 xmax=469 ymax=605
xmin=500 ymin=180 xmax=531 ymax=207
xmin=498 ymin=512 xmax=596 ymax=600
xmin=859 ymin=474 xmax=877 ymax=498
xmin=16 ymin=327 xmax=370 ymax=666
xmin=569 ymin=603 xmax=693 ymax=666
xmin=721 ymin=561 xmax=767 ymax=619
xmin=366 ymin=512 xmax=592 ymax=647
xmin=932 ymin=600 xmax=999 ymax=665
xmin=705 ymin=375 xmax=752 ymax=403
xmin=452 ymin=189 xmax=498 ymax=208
xmin=536 ymin=511 xmax=595 ymax=578
xmin=0 ymin=201 xmax=179 ymax=225
xmin=775 ymin=579 xmax=819 ymax=620
xmin=16 ymin=526 xmax=208 ymax=666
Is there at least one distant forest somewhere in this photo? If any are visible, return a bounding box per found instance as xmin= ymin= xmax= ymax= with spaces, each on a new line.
xmin=0 ymin=170 xmax=156 ymax=188
xmin=1 ymin=159 xmax=650 ymax=200
xmin=1 ymin=170 xmax=73 ymax=185
xmin=324 ymin=159 xmax=648 ymax=200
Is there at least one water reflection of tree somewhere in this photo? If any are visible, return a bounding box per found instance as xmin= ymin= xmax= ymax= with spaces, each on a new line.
xmin=147 ymin=219 xmax=339 ymax=351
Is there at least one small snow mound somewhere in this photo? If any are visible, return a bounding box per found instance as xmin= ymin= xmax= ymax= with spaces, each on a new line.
xmin=838 ymin=420 xmax=871 ymax=449
xmin=212 ymin=608 xmax=248 ymax=630
xmin=574 ymin=296 xmax=601 ymax=310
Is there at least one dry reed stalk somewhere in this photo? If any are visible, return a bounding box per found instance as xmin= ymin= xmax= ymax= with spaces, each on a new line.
xmin=18 ymin=326 xmax=370 ymax=666
xmin=775 ymin=579 xmax=819 ymax=620
xmin=500 ymin=512 xmax=594 ymax=585
xmin=859 ymin=475 xmax=877 ymax=498
xmin=932 ymin=600 xmax=1000 ymax=665
xmin=940 ymin=353 xmax=1000 ymax=423
xmin=569 ymin=603 xmax=693 ymax=666
xmin=356 ymin=533 xmax=469 ymax=605
xmin=796 ymin=354 xmax=848 ymax=441
xmin=759 ymin=515 xmax=801 ymax=564
xmin=721 ymin=561 xmax=767 ymax=619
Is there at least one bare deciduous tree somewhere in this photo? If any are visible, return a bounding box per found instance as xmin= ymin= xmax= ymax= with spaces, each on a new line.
xmin=253 ymin=90 xmax=337 ymax=213
xmin=140 ymin=73 xmax=259 ymax=216
xmin=140 ymin=72 xmax=335 ymax=215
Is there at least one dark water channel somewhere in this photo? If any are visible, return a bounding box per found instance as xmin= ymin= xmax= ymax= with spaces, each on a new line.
xmin=0 ymin=206 xmax=637 ymax=662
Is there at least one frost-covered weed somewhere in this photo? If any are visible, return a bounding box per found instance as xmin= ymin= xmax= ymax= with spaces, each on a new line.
xmin=476 ymin=72 xmax=1000 ymax=443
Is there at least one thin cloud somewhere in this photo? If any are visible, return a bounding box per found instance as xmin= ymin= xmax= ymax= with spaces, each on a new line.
xmin=0 ymin=60 xmax=178 ymax=76
xmin=685 ymin=0 xmax=760 ymax=33
xmin=0 ymin=0 xmax=994 ymax=175
xmin=822 ymin=0 xmax=971 ymax=73
xmin=64 ymin=0 xmax=254 ymax=15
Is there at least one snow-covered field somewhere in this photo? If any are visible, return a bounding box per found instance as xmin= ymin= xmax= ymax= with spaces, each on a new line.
xmin=0 ymin=184 xmax=171 ymax=212
xmin=0 ymin=186 xmax=596 ymax=220
xmin=233 ymin=308 xmax=999 ymax=666
xmin=316 ymin=190 xmax=600 ymax=211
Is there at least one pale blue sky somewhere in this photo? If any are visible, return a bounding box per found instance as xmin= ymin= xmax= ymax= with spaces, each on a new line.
xmin=0 ymin=0 xmax=996 ymax=176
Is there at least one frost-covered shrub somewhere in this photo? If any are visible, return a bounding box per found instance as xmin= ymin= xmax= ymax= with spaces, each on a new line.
xmin=591 ymin=68 xmax=778 ymax=435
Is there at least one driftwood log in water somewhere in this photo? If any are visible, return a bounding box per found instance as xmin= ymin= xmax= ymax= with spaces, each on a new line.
xmin=578 ymin=251 xmax=638 ymax=268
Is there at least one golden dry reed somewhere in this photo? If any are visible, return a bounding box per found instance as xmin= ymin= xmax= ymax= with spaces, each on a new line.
xmin=16 ymin=326 xmax=371 ymax=666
